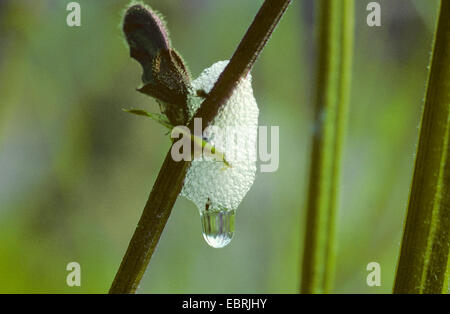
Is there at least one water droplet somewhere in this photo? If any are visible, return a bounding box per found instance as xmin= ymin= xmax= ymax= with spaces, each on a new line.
xmin=200 ymin=209 xmax=235 ymax=248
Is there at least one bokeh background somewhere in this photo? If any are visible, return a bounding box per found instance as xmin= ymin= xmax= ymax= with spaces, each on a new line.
xmin=0 ymin=0 xmax=440 ymax=293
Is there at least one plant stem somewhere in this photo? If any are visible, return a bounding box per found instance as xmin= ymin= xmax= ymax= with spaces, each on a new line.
xmin=109 ymin=0 xmax=291 ymax=294
xmin=300 ymin=0 xmax=354 ymax=294
xmin=393 ymin=1 xmax=450 ymax=294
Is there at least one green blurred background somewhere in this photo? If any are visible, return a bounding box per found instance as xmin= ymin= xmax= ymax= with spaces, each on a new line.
xmin=0 ymin=0 xmax=440 ymax=293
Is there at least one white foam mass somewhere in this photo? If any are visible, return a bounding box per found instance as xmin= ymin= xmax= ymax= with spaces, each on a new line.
xmin=180 ymin=60 xmax=259 ymax=213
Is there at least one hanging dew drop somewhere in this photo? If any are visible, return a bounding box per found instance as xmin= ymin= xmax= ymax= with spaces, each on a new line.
xmin=200 ymin=208 xmax=235 ymax=248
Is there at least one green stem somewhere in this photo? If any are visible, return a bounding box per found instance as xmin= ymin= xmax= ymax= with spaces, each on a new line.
xmin=109 ymin=0 xmax=292 ymax=294
xmin=393 ymin=1 xmax=450 ymax=294
xmin=300 ymin=0 xmax=354 ymax=294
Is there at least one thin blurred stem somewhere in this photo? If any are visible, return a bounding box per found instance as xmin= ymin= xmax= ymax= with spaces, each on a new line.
xmin=394 ymin=1 xmax=450 ymax=294
xmin=300 ymin=0 xmax=354 ymax=294
xmin=109 ymin=0 xmax=291 ymax=294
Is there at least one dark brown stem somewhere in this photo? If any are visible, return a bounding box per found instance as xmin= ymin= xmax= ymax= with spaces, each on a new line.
xmin=109 ymin=0 xmax=291 ymax=294
xmin=188 ymin=0 xmax=291 ymax=130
